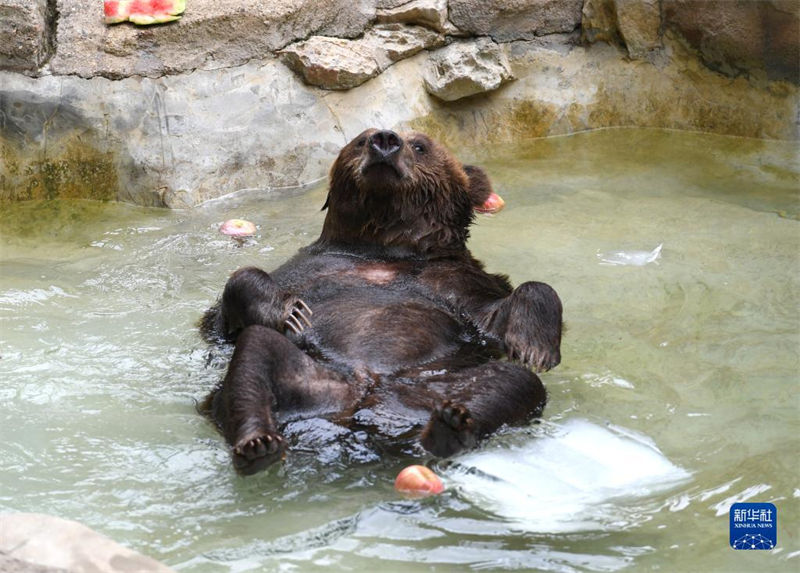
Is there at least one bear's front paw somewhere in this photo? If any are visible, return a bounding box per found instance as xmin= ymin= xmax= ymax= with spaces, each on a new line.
xmin=284 ymin=299 xmax=313 ymax=334
xmin=420 ymin=401 xmax=477 ymax=458
xmin=232 ymin=430 xmax=287 ymax=475
xmin=499 ymin=280 xmax=562 ymax=372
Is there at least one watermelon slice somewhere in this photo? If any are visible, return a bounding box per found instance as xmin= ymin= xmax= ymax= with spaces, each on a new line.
xmin=104 ymin=0 xmax=186 ymax=26
xmin=104 ymin=0 xmax=133 ymax=24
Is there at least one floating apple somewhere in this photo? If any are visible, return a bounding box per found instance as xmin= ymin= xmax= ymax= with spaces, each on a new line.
xmin=476 ymin=192 xmax=505 ymax=214
xmin=219 ymin=219 xmax=257 ymax=238
xmin=394 ymin=465 xmax=444 ymax=497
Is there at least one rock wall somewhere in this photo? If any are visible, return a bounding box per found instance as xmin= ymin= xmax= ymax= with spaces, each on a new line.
xmin=1 ymin=0 xmax=798 ymax=207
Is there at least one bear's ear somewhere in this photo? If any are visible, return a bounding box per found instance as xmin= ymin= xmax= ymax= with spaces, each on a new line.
xmin=463 ymin=165 xmax=491 ymax=206
xmin=464 ymin=165 xmax=505 ymax=214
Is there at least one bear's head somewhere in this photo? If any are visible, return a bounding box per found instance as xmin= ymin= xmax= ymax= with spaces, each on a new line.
xmin=318 ymin=129 xmax=497 ymax=254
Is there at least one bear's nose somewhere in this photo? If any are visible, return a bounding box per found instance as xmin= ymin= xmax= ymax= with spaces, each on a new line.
xmin=369 ymin=130 xmax=402 ymax=158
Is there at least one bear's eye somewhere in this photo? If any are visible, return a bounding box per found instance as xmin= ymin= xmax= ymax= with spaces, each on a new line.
xmin=356 ymin=137 xmax=367 ymax=148
xmin=412 ymin=142 xmax=426 ymax=154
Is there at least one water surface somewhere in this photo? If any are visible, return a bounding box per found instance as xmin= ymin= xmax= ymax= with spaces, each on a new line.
xmin=1 ymin=129 xmax=798 ymax=572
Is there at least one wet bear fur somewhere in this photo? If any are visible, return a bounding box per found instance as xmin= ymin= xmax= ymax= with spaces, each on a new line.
xmin=200 ymin=129 xmax=563 ymax=475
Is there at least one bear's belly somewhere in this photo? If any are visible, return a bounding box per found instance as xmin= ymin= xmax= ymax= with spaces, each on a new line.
xmin=302 ymin=293 xmax=467 ymax=375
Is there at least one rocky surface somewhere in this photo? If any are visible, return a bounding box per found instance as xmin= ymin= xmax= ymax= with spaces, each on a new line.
xmin=614 ymin=0 xmax=661 ymax=59
xmin=581 ymin=0 xmax=620 ymax=44
xmin=367 ymin=24 xmax=445 ymax=63
xmin=0 ymin=513 xmax=174 ymax=572
xmin=0 ymin=0 xmax=798 ymax=206
xmin=663 ymin=0 xmax=800 ymax=83
xmin=280 ymin=24 xmax=444 ymax=90
xmin=0 ymin=0 xmax=52 ymax=72
xmin=581 ymin=0 xmax=662 ymax=60
xmin=449 ymin=0 xmax=584 ymax=41
xmin=423 ymin=38 xmax=515 ymax=101
xmin=414 ymin=39 xmax=799 ymax=147
xmin=376 ymin=0 xmax=450 ymax=33
xmin=581 ymin=0 xmax=800 ymax=82
xmin=50 ymin=0 xmax=375 ymax=79
xmin=280 ymin=37 xmax=383 ymax=91
xmin=0 ymin=59 xmax=344 ymax=207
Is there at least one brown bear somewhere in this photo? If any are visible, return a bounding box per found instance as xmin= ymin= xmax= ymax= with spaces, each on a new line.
xmin=200 ymin=129 xmax=563 ymax=475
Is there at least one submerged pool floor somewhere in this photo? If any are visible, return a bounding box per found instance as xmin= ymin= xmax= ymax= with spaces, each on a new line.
xmin=1 ymin=129 xmax=798 ymax=572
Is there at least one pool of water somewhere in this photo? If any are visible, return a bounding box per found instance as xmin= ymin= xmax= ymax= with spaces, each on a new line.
xmin=1 ymin=128 xmax=798 ymax=572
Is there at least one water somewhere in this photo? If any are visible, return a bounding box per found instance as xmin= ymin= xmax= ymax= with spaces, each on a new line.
xmin=1 ymin=129 xmax=798 ymax=572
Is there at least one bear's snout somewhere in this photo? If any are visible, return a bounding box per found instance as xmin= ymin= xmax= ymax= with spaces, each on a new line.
xmin=368 ymin=130 xmax=403 ymax=160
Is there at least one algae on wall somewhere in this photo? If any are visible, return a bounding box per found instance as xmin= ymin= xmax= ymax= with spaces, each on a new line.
xmin=1 ymin=138 xmax=117 ymax=202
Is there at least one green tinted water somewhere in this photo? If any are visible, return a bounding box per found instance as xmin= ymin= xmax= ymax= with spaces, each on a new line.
xmin=1 ymin=129 xmax=798 ymax=572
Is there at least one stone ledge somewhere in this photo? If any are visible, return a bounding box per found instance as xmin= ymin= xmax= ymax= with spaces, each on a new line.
xmin=423 ymin=38 xmax=515 ymax=101
xmin=49 ymin=0 xmax=375 ymax=79
xmin=280 ymin=24 xmax=444 ymax=90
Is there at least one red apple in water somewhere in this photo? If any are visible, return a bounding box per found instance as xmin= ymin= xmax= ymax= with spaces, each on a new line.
xmin=475 ymin=192 xmax=505 ymax=214
xmin=394 ymin=465 xmax=444 ymax=497
xmin=219 ymin=219 xmax=257 ymax=238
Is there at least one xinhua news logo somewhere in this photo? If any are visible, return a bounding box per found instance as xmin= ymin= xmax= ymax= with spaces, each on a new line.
xmin=730 ymin=502 xmax=777 ymax=550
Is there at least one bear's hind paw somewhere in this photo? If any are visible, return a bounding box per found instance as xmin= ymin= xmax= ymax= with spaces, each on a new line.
xmin=232 ymin=431 xmax=287 ymax=475
xmin=420 ymin=401 xmax=477 ymax=458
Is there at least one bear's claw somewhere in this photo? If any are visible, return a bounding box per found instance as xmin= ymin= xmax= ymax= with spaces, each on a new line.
xmin=506 ymin=340 xmax=560 ymax=372
xmin=232 ymin=431 xmax=287 ymax=475
xmin=285 ymin=299 xmax=313 ymax=334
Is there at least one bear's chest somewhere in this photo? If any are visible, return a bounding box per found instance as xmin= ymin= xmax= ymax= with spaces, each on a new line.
xmin=278 ymin=254 xmax=422 ymax=294
xmin=277 ymin=255 xmax=475 ymax=373
xmin=351 ymin=263 xmax=400 ymax=286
